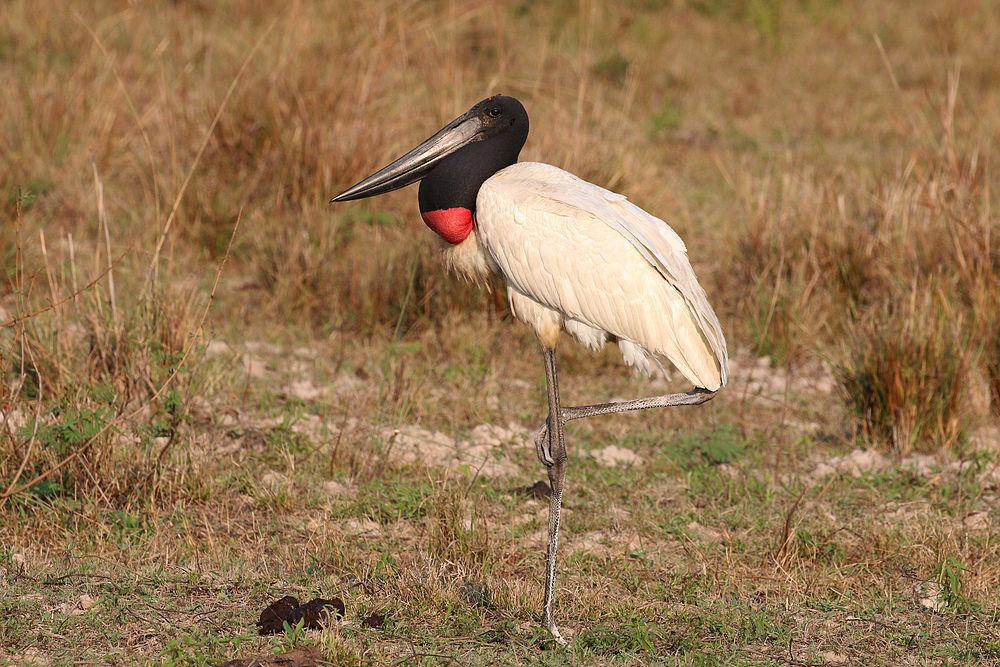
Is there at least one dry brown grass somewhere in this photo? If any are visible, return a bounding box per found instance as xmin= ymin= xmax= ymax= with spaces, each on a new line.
xmin=836 ymin=285 xmax=975 ymax=454
xmin=0 ymin=202 xmax=221 ymax=506
xmin=727 ymin=57 xmax=998 ymax=440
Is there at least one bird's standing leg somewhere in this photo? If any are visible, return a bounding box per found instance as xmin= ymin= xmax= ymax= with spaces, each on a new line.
xmin=539 ymin=347 xmax=568 ymax=644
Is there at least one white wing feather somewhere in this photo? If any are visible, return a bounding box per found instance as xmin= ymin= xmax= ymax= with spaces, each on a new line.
xmin=476 ymin=162 xmax=728 ymax=389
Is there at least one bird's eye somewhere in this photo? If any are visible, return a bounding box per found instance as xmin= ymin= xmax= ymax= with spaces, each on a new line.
xmin=488 ymin=106 xmax=502 ymax=118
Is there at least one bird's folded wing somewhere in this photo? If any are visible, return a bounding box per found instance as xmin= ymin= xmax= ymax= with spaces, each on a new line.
xmin=487 ymin=163 xmax=728 ymax=386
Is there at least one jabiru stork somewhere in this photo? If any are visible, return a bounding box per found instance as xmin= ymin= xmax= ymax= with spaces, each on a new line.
xmin=331 ymin=95 xmax=727 ymax=643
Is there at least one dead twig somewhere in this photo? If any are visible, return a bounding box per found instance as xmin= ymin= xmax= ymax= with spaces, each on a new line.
xmin=772 ymin=486 xmax=808 ymax=567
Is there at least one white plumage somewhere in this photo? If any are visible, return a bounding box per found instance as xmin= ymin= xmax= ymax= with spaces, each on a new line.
xmin=446 ymin=162 xmax=728 ymax=391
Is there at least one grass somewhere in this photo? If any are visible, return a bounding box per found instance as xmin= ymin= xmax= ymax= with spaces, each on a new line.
xmin=1 ymin=0 xmax=999 ymax=664
xmin=837 ymin=288 xmax=976 ymax=454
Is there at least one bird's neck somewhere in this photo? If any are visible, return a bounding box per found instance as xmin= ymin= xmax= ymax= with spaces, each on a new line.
xmin=418 ymin=131 xmax=524 ymax=244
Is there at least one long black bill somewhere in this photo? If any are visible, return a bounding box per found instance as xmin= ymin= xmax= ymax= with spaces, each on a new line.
xmin=330 ymin=109 xmax=485 ymax=202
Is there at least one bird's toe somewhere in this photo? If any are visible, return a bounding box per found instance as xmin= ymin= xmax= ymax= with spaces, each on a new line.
xmin=547 ymin=623 xmax=569 ymax=645
xmin=533 ymin=422 xmax=553 ymax=467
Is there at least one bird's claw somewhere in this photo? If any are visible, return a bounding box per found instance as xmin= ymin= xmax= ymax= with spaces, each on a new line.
xmin=533 ymin=420 xmax=552 ymax=467
xmin=533 ymin=412 xmax=569 ymax=468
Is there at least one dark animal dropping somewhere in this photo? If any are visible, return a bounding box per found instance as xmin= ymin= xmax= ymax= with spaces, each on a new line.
xmin=256 ymin=595 xmax=345 ymax=635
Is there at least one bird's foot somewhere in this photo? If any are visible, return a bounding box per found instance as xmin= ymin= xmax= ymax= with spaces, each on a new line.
xmin=533 ymin=417 xmax=555 ymax=467
xmin=533 ymin=421 xmax=551 ymax=467
xmin=546 ymin=621 xmax=568 ymax=646
xmin=533 ymin=413 xmax=569 ymax=467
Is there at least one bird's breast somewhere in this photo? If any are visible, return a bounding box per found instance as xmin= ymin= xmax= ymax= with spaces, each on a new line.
xmin=421 ymin=207 xmax=474 ymax=245
xmin=436 ymin=229 xmax=495 ymax=284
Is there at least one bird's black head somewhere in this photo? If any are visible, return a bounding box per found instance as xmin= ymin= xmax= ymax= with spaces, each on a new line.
xmin=464 ymin=95 xmax=529 ymax=143
xmin=331 ymin=95 xmax=529 ymax=244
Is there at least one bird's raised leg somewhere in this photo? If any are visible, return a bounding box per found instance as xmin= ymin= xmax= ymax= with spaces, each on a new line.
xmin=563 ymin=387 xmax=717 ymax=420
xmin=534 ymin=388 xmax=718 ymax=458
xmin=538 ymin=347 xmax=568 ymax=645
